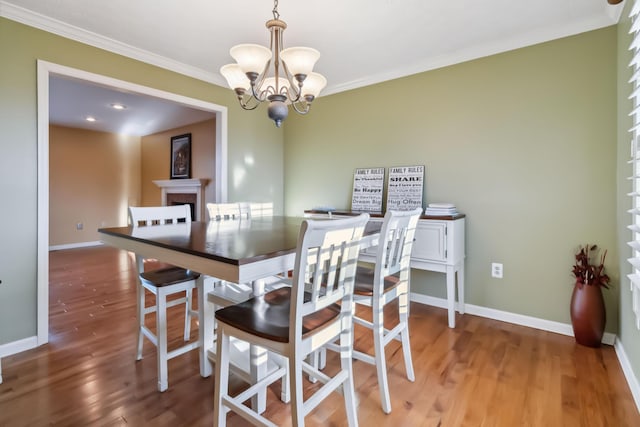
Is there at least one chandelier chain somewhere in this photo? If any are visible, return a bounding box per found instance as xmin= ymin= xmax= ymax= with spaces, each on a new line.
xmin=272 ymin=0 xmax=280 ymax=20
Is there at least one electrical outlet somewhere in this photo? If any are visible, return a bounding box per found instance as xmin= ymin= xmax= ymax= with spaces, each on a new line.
xmin=76 ymin=222 xmax=83 ymax=230
xmin=491 ymin=262 xmax=503 ymax=278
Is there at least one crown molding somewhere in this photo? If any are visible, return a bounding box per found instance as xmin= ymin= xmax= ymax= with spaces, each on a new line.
xmin=1 ymin=1 xmax=625 ymax=97
xmin=0 ymin=1 xmax=228 ymax=88
xmin=323 ymin=8 xmax=623 ymax=96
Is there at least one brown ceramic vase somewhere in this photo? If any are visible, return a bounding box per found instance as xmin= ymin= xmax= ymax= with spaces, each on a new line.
xmin=570 ymin=282 xmax=606 ymax=347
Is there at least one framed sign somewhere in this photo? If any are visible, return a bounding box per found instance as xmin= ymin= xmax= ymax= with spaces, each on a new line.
xmin=386 ymin=165 xmax=424 ymax=211
xmin=170 ymin=133 xmax=191 ymax=179
xmin=351 ymin=167 xmax=384 ymax=212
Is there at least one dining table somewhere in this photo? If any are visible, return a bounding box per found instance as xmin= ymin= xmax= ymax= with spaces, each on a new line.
xmin=98 ymin=214 xmax=379 ymax=410
xmin=99 ymin=216 xmax=304 ymax=372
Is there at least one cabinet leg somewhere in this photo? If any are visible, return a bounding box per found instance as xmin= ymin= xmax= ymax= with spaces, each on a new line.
xmin=446 ymin=266 xmax=456 ymax=328
xmin=457 ymin=264 xmax=465 ymax=315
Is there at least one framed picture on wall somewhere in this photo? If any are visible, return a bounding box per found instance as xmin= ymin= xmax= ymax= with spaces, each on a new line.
xmin=170 ymin=133 xmax=191 ymax=179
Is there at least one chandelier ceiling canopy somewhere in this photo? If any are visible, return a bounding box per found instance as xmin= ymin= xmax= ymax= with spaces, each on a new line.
xmin=220 ymin=0 xmax=326 ymax=127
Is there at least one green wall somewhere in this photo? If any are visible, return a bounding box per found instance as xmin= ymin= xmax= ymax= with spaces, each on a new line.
xmin=0 ymin=17 xmax=284 ymax=344
xmin=2 ymin=10 xmax=637 ymax=393
xmin=284 ymin=27 xmax=619 ymax=331
xmin=616 ymin=1 xmax=640 ymax=397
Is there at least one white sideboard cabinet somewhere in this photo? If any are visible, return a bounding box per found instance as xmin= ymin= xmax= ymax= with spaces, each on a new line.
xmin=304 ymin=210 xmax=466 ymax=328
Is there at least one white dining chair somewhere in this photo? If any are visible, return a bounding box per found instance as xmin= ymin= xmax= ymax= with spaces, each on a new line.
xmin=205 ymin=201 xmax=287 ymax=412
xmin=206 ymin=202 xmax=248 ymax=221
xmin=350 ymin=207 xmax=422 ymax=413
xmin=248 ymin=202 xmax=274 ymax=217
xmin=205 ymin=202 xmax=255 ymax=308
xmin=128 ymin=204 xmax=201 ymax=392
xmin=213 ymin=213 xmax=369 ymax=427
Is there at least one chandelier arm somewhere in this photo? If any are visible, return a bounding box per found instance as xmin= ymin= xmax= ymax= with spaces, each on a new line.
xmin=280 ymin=86 xmax=302 ymax=105
xmin=290 ymin=99 xmax=311 ymax=115
xmin=258 ymin=79 xmax=278 ymax=100
xmin=280 ymin=61 xmax=302 ymax=100
xmin=249 ymin=60 xmax=271 ymax=101
xmin=238 ymin=94 xmax=260 ymax=111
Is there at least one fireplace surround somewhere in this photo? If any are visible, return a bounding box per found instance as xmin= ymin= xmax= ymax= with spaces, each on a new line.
xmin=153 ymin=179 xmax=209 ymax=221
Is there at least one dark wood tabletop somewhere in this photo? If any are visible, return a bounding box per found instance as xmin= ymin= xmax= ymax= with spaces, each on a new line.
xmin=99 ymin=215 xmax=381 ymax=268
xmin=98 ymin=216 xmax=307 ymax=266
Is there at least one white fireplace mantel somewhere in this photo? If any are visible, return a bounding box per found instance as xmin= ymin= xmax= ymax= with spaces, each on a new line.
xmin=153 ymin=178 xmax=210 ymax=221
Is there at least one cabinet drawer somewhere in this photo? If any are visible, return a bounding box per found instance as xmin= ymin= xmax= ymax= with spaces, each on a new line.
xmin=412 ymin=222 xmax=447 ymax=262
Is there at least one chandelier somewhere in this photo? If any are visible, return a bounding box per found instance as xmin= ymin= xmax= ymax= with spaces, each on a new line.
xmin=220 ymin=0 xmax=327 ymax=127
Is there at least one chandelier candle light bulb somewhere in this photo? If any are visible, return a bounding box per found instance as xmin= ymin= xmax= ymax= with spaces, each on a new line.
xmin=219 ymin=0 xmax=326 ymax=127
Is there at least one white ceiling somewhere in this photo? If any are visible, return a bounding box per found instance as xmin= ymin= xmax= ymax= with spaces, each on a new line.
xmin=0 ymin=0 xmax=626 ymax=134
xmin=49 ymin=76 xmax=216 ymax=135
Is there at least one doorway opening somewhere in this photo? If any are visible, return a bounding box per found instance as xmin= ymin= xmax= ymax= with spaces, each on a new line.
xmin=37 ymin=60 xmax=228 ymax=344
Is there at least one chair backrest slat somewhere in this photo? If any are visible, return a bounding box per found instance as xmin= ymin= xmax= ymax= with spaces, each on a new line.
xmin=377 ymin=208 xmax=422 ymax=278
xmin=206 ymin=203 xmax=249 ymax=221
xmin=291 ymin=214 xmax=369 ymax=330
xmin=129 ymin=205 xmax=192 ymax=227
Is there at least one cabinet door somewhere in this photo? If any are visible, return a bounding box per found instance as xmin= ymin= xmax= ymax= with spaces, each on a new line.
xmin=412 ymin=221 xmax=447 ymax=262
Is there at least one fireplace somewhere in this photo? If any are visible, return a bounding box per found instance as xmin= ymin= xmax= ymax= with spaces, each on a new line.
xmin=153 ymin=179 xmax=209 ymax=221
xmin=166 ymin=193 xmax=197 ymax=221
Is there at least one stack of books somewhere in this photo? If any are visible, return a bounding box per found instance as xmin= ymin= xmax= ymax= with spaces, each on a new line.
xmin=424 ymin=203 xmax=458 ymax=216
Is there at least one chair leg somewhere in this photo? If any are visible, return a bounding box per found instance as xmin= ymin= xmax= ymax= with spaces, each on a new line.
xmin=289 ymin=350 xmax=305 ymax=427
xmin=183 ymin=288 xmax=193 ymax=341
xmin=341 ymin=327 xmax=359 ymax=427
xmin=373 ymin=303 xmax=392 ymax=414
xmin=213 ymin=327 xmax=230 ymax=427
xmin=136 ymin=283 xmax=145 ymax=361
xmin=280 ymin=358 xmax=291 ymax=403
xmin=399 ymin=292 xmax=415 ymax=382
xmin=135 ymin=256 xmax=145 ymax=361
xmin=156 ymin=289 xmax=169 ymax=392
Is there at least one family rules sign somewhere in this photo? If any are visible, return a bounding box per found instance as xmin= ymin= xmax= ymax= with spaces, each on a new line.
xmin=351 ymin=167 xmax=385 ymax=212
xmin=386 ymin=165 xmax=424 ymax=211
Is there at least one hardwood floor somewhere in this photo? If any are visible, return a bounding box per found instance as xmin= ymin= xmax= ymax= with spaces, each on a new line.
xmin=0 ymin=246 xmax=638 ymax=426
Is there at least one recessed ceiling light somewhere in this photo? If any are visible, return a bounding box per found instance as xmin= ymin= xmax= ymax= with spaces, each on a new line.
xmin=110 ymin=103 xmax=126 ymax=110
xmin=85 ymin=116 xmax=96 ymax=122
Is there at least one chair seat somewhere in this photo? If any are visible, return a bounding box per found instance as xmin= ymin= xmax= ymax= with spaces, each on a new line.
xmin=215 ymin=287 xmax=341 ymax=343
xmin=140 ymin=266 xmax=200 ymax=287
xmin=353 ymin=266 xmax=400 ymax=296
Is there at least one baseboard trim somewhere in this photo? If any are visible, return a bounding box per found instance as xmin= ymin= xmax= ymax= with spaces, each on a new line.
xmin=0 ymin=336 xmax=38 ymax=358
xmin=614 ymin=339 xmax=640 ymax=412
xmin=49 ymin=241 xmax=103 ymax=251
xmin=0 ymin=336 xmax=38 ymax=385
xmin=409 ymin=293 xmax=616 ymax=345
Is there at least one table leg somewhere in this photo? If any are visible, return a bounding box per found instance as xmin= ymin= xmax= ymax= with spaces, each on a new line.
xmin=250 ymin=278 xmax=268 ymax=413
xmin=250 ymin=344 xmax=268 ymax=414
xmin=198 ymin=276 xmax=214 ymax=377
